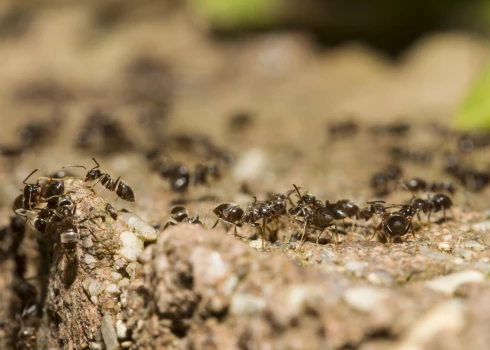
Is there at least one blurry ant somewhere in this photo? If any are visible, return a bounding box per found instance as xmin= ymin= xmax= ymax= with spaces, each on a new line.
xmin=64 ymin=158 xmax=136 ymax=202
xmin=429 ymin=193 xmax=453 ymax=224
xmin=163 ymin=206 xmax=204 ymax=230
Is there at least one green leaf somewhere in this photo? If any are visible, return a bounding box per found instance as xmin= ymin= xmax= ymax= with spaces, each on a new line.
xmin=455 ymin=60 xmax=490 ymax=130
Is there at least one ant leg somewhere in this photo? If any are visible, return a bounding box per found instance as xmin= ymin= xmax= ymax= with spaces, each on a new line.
xmin=332 ymin=223 xmax=338 ymax=245
xmin=315 ymin=229 xmax=324 ymax=244
xmin=427 ymin=212 xmax=431 ymax=230
xmin=410 ymin=222 xmax=418 ymax=251
xmin=90 ymin=177 xmax=103 ymax=190
xmin=299 ymin=221 xmax=309 ymax=247
xmin=261 ymin=218 xmax=266 ymax=249
xmin=234 ymin=225 xmax=238 ymax=238
xmin=163 ymin=221 xmax=176 ymax=230
xmin=449 ymin=208 xmax=455 ymax=220
xmin=211 ymin=219 xmax=220 ymax=229
xmin=365 ymin=223 xmax=381 ymax=242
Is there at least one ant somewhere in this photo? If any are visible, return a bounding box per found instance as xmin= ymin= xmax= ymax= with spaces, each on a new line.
xmin=288 ymin=185 xmax=338 ymax=246
xmin=429 ymin=193 xmax=453 ymax=224
xmin=371 ymin=209 xmax=417 ymax=248
xmin=64 ymin=158 xmax=136 ymax=202
xmin=163 ymin=206 xmax=204 ymax=230
xmin=242 ymin=197 xmax=282 ymax=248
xmin=211 ymin=203 xmax=245 ymax=238
xmin=370 ymin=165 xmax=403 ymax=197
xmin=20 ymin=169 xmax=42 ymax=210
xmin=105 ymin=203 xmax=118 ymax=220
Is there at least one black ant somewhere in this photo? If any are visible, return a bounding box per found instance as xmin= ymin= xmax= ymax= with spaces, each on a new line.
xmin=64 ymin=158 xmax=136 ymax=202
xmin=370 ymin=165 xmax=403 ymax=197
xmin=288 ymin=185 xmax=338 ymax=245
xmin=429 ymin=193 xmax=453 ymax=223
xmin=163 ymin=206 xmax=204 ymax=230
xmin=105 ymin=203 xmax=118 ymax=220
xmin=242 ymin=197 xmax=282 ymax=248
xmin=20 ymin=169 xmax=42 ymax=210
xmin=371 ymin=209 xmax=417 ymax=248
xmin=212 ymin=203 xmax=245 ymax=238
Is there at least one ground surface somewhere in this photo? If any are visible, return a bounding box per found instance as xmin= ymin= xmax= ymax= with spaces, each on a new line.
xmin=1 ymin=3 xmax=490 ymax=350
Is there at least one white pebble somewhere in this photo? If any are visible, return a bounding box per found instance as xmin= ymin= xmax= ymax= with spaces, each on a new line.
xmin=119 ymin=231 xmax=143 ymax=261
xmin=105 ymin=284 xmax=120 ymax=294
xmin=89 ymin=342 xmax=103 ymax=350
xmin=118 ymin=278 xmax=130 ymax=288
xmin=453 ymin=257 xmax=465 ymax=265
xmin=121 ymin=341 xmax=132 ymax=348
xmin=472 ymin=221 xmax=490 ymax=233
xmin=116 ymin=320 xmax=128 ymax=339
xmin=233 ymin=148 xmax=266 ymax=180
xmin=249 ymin=239 xmax=264 ymax=250
xmin=398 ymin=300 xmax=465 ymax=350
xmin=120 ymin=212 xmax=158 ymax=242
xmin=425 ymin=270 xmax=485 ymax=294
xmin=230 ymin=293 xmax=266 ymax=315
xmin=463 ymin=240 xmax=485 ymax=252
xmin=101 ymin=315 xmax=119 ymax=350
xmin=89 ymin=279 xmax=104 ymax=296
xmin=437 ymin=243 xmax=452 ymax=252
xmin=111 ymin=272 xmax=123 ymax=282
xmin=84 ymin=254 xmax=97 ymax=265
xmin=344 ymin=286 xmax=389 ymax=313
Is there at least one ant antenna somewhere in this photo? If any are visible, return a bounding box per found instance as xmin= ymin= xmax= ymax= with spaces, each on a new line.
xmin=91 ymin=157 xmax=100 ymax=169
xmin=292 ymin=184 xmax=302 ymax=199
xmin=398 ymin=181 xmax=416 ymax=196
xmin=366 ymin=200 xmax=386 ymax=205
xmin=23 ymin=169 xmax=39 ymax=185
xmin=203 ymin=197 xmax=218 ymax=228
xmin=63 ymin=164 xmax=87 ymax=170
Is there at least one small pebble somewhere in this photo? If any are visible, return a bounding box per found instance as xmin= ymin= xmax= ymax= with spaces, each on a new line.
xmin=120 ymin=212 xmax=158 ymax=242
xmin=230 ymin=293 xmax=266 ymax=315
xmin=105 ymin=284 xmax=120 ymax=294
xmin=249 ymin=239 xmax=264 ymax=250
xmin=119 ymin=231 xmax=144 ymax=261
xmin=89 ymin=279 xmax=104 ymax=296
xmin=121 ymin=341 xmax=132 ymax=349
xmin=425 ymin=270 xmax=485 ymax=294
xmin=101 ymin=315 xmax=119 ymax=350
xmin=84 ymin=254 xmax=97 ymax=265
xmin=116 ymin=320 xmax=128 ymax=339
xmin=344 ymin=286 xmax=389 ymax=312
xmin=463 ymin=240 xmax=485 ymax=252
xmin=399 ymin=300 xmax=465 ymax=350
xmin=472 ymin=221 xmax=490 ymax=233
xmin=118 ymin=278 xmax=130 ymax=288
xmin=111 ymin=272 xmax=123 ymax=282
xmin=89 ymin=342 xmax=102 ymax=350
xmin=437 ymin=243 xmax=452 ymax=252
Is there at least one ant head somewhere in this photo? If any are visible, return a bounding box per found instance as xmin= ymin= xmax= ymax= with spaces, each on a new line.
xmin=86 ymin=169 xmax=101 ymax=181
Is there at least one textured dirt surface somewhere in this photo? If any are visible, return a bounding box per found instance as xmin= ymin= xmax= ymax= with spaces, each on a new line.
xmin=1 ymin=3 xmax=490 ymax=350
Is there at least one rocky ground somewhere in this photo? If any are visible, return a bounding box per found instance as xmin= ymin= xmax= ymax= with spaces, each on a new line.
xmin=1 ymin=3 xmax=490 ymax=350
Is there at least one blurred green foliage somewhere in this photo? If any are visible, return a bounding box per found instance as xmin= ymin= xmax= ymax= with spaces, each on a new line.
xmin=189 ymin=0 xmax=280 ymax=28
xmin=456 ymin=61 xmax=490 ymax=130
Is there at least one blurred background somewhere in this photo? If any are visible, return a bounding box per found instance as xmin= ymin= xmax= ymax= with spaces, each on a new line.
xmin=1 ymin=0 xmax=490 ymax=217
